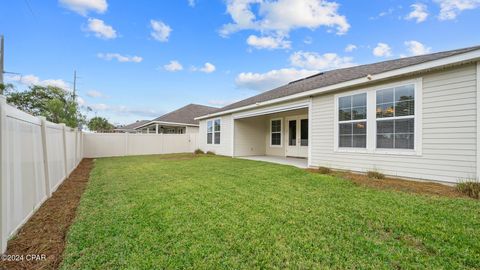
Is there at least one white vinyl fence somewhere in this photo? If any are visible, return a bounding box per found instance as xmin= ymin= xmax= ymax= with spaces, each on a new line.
xmin=83 ymin=132 xmax=198 ymax=158
xmin=0 ymin=96 xmax=83 ymax=253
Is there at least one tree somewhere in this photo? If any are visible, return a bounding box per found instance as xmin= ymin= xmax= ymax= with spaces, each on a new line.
xmin=6 ymin=85 xmax=85 ymax=128
xmin=87 ymin=116 xmax=114 ymax=132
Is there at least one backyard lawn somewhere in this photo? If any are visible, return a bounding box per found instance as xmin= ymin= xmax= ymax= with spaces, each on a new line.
xmin=61 ymin=154 xmax=480 ymax=269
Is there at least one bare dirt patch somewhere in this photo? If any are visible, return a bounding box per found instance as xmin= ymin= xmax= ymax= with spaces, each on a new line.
xmin=306 ymin=169 xmax=466 ymax=199
xmin=0 ymin=159 xmax=93 ymax=270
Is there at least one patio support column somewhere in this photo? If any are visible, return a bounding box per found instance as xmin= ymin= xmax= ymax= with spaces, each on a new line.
xmin=155 ymin=124 xmax=159 ymax=134
xmin=477 ymin=62 xmax=480 ymax=180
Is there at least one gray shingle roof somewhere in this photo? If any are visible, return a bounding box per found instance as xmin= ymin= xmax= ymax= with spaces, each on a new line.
xmin=152 ymin=104 xmax=218 ymax=125
xmin=116 ymin=120 xmax=150 ymax=131
xmin=209 ymin=45 xmax=480 ymax=115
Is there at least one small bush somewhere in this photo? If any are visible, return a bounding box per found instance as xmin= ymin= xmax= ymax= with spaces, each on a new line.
xmin=206 ymin=151 xmax=216 ymax=155
xmin=457 ymin=180 xmax=480 ymax=199
xmin=367 ymin=170 xmax=385 ymax=179
xmin=194 ymin=149 xmax=205 ymax=155
xmin=317 ymin=167 xmax=332 ymax=174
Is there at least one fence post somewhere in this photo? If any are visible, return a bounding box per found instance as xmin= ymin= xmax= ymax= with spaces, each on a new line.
xmin=74 ymin=128 xmax=78 ymax=166
xmin=0 ymin=96 xmax=8 ymax=253
xmin=39 ymin=117 xmax=51 ymax=197
xmin=61 ymin=123 xmax=68 ymax=179
xmin=125 ymin=132 xmax=128 ymax=156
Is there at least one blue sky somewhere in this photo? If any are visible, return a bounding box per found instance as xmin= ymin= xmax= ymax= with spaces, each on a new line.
xmin=2 ymin=0 xmax=480 ymax=124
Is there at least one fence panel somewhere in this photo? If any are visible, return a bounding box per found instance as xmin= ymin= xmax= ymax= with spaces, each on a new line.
xmin=83 ymin=133 xmax=198 ymax=158
xmin=0 ymin=96 xmax=83 ymax=253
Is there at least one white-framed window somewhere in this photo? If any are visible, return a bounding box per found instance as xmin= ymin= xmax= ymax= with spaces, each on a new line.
xmin=338 ymin=93 xmax=367 ymax=148
xmin=334 ymin=79 xmax=422 ymax=155
xmin=207 ymin=119 xmax=221 ymax=145
xmin=376 ymin=84 xmax=415 ymax=149
xmin=270 ymin=118 xmax=282 ymax=147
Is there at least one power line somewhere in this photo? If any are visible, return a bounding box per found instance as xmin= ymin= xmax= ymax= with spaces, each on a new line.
xmin=23 ymin=0 xmax=37 ymax=20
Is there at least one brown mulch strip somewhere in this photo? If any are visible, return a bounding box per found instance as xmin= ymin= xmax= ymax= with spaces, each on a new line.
xmin=306 ymin=168 xmax=467 ymax=199
xmin=1 ymin=159 xmax=94 ymax=270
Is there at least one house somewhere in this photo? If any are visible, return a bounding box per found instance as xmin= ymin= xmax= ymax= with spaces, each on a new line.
xmin=195 ymin=45 xmax=480 ymax=183
xmin=114 ymin=120 xmax=149 ymax=133
xmin=135 ymin=104 xmax=218 ymax=134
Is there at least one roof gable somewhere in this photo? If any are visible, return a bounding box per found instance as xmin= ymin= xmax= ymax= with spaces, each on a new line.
xmin=152 ymin=104 xmax=218 ymax=125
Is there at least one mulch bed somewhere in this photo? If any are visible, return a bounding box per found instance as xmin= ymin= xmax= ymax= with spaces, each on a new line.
xmin=1 ymin=159 xmax=94 ymax=270
xmin=306 ymin=169 xmax=467 ymax=199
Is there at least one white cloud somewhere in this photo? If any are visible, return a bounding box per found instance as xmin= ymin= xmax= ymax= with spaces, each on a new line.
xmin=194 ymin=62 xmax=216 ymax=73
xmin=404 ymin=40 xmax=431 ymax=56
xmin=435 ymin=0 xmax=480 ymax=20
xmin=76 ymin=96 xmax=85 ymax=106
xmin=220 ymin=0 xmax=350 ymax=37
xmin=235 ymin=68 xmax=318 ymax=91
xmin=86 ymin=90 xmax=108 ymax=98
xmin=303 ymin=36 xmax=313 ymax=44
xmin=373 ymin=43 xmax=392 ymax=57
xmin=344 ymin=44 xmax=357 ymax=52
xmin=7 ymin=74 xmax=71 ymax=90
xmin=208 ymin=100 xmax=235 ymax=106
xmin=59 ymin=0 xmax=107 ymax=16
xmin=97 ymin=53 xmax=143 ymax=63
xmin=89 ymin=103 xmax=159 ymax=117
xmin=164 ymin=60 xmax=183 ymax=72
xmin=188 ymin=0 xmax=195 ymax=7
xmin=405 ymin=3 xmax=429 ymax=23
xmin=290 ymin=51 xmax=355 ymax=70
xmin=85 ymin=18 xmax=117 ymax=39
xmin=246 ymin=34 xmax=291 ymax=50
xmin=150 ymin=20 xmax=172 ymax=42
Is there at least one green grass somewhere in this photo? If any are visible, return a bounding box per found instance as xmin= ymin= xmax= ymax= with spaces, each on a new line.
xmin=61 ymin=154 xmax=480 ymax=269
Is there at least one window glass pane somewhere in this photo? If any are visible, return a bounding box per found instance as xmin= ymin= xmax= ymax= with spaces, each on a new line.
xmin=395 ymin=85 xmax=414 ymax=102
xmin=271 ymin=120 xmax=281 ymax=132
xmin=377 ymin=88 xmax=394 ymax=104
xmin=207 ymin=133 xmax=212 ymax=144
xmin=352 ymin=107 xmax=366 ymax=120
xmin=339 ymin=135 xmax=352 ymax=147
xmin=339 ymin=108 xmax=352 ymax=121
xmin=395 ymin=100 xmax=414 ymax=116
xmin=339 ymin=123 xmax=352 ymax=135
xmin=339 ymin=96 xmax=351 ymax=109
xmin=214 ymin=132 xmax=220 ymax=144
xmin=377 ymin=120 xmax=394 ymax=134
xmin=353 ymin=135 xmax=366 ymax=148
xmin=301 ymin=119 xmax=308 ymax=146
xmin=271 ymin=133 xmax=281 ymax=146
xmin=395 ymin=118 xmax=414 ymax=134
xmin=214 ymin=119 xmax=221 ymax=131
xmin=377 ymin=134 xmax=394 ymax=148
xmin=207 ymin=121 xmax=213 ymax=133
xmin=395 ymin=134 xmax=414 ymax=149
xmin=352 ymin=93 xmax=366 ymax=107
xmin=376 ymin=103 xmax=394 ymax=118
xmin=353 ymin=122 xmax=366 ymax=135
xmin=289 ymin=120 xmax=296 ymax=146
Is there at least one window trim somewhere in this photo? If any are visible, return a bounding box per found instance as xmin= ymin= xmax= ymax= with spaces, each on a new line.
xmin=206 ymin=118 xmax=221 ymax=145
xmin=334 ymin=78 xmax=422 ymax=155
xmin=269 ymin=118 xmax=283 ymax=148
xmin=334 ymin=89 xmax=369 ymax=153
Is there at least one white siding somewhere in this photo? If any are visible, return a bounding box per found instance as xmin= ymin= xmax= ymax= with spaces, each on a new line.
xmin=310 ymin=64 xmax=477 ymax=183
xmin=198 ymin=115 xmax=233 ymax=156
xmin=234 ymin=116 xmax=267 ymax=156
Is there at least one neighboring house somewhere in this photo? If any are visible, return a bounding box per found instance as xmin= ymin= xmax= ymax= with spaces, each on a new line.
xmin=114 ymin=120 xmax=149 ymax=133
xmin=135 ymin=104 xmax=217 ymax=134
xmin=196 ymin=45 xmax=480 ymax=183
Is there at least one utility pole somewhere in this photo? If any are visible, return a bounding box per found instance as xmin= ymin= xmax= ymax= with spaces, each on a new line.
xmin=73 ymin=70 xmax=77 ymax=101
xmin=0 ymin=35 xmax=4 ymax=86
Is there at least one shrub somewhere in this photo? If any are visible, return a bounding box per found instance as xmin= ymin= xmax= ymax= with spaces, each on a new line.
xmin=317 ymin=167 xmax=332 ymax=174
xmin=367 ymin=170 xmax=385 ymax=179
xmin=457 ymin=180 xmax=480 ymax=199
xmin=194 ymin=149 xmax=205 ymax=155
xmin=206 ymin=151 xmax=216 ymax=155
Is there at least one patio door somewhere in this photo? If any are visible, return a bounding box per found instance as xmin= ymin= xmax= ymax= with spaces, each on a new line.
xmin=285 ymin=115 xmax=308 ymax=158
